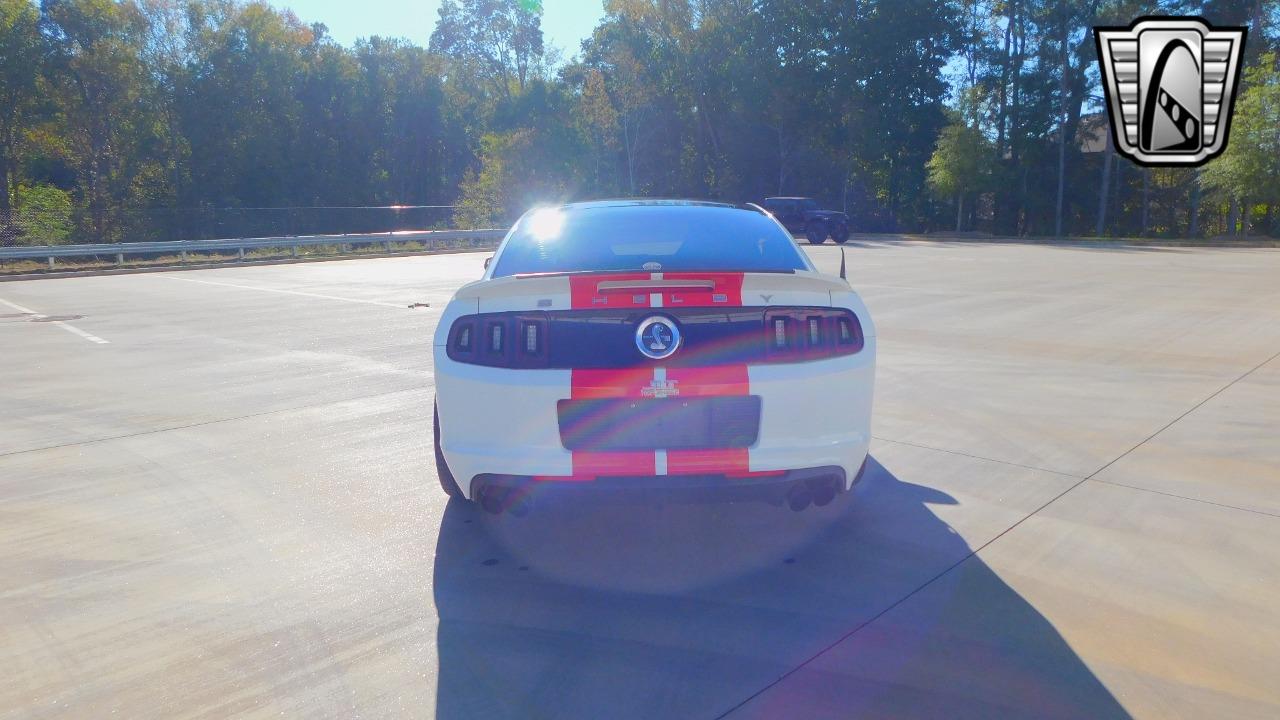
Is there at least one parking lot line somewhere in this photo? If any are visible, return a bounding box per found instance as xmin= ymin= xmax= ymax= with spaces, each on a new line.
xmin=0 ymin=296 xmax=109 ymax=345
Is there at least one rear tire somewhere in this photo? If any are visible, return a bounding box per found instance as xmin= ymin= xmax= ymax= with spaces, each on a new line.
xmin=807 ymin=221 xmax=828 ymax=244
xmin=434 ymin=403 xmax=465 ymax=499
xmin=832 ymin=222 xmax=850 ymax=244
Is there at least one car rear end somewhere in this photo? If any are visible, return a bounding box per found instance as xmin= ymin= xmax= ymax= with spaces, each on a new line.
xmin=433 ymin=202 xmax=875 ymax=510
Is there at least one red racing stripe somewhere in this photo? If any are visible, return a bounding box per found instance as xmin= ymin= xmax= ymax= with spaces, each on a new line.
xmin=667 ymin=448 xmax=750 ymax=475
xmin=662 ymin=272 xmax=744 ymax=307
xmin=563 ymin=273 xmax=752 ymax=478
xmin=571 ymin=366 xmax=749 ymax=398
xmin=569 ymin=273 xmax=651 ymax=309
xmin=568 ymin=272 xmax=745 ymax=309
xmin=572 ymin=451 xmax=656 ymax=476
xmin=665 ymin=366 xmax=750 ymax=396
xmin=568 ymin=365 xmax=753 ymax=476
xmin=570 ymin=368 xmax=654 ymax=398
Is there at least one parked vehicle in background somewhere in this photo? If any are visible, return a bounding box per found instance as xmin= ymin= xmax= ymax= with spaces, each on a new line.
xmin=761 ymin=197 xmax=850 ymax=245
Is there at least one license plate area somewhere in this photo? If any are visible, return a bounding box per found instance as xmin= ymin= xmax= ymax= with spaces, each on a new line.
xmin=557 ymin=397 xmax=761 ymax=451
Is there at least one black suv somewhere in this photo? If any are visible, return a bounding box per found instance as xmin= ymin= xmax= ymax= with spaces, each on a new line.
xmin=761 ymin=197 xmax=850 ymax=244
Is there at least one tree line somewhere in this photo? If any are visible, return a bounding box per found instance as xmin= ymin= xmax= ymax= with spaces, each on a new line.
xmin=0 ymin=0 xmax=1277 ymax=246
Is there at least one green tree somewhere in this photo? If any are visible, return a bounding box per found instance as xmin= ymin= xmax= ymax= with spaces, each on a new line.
xmin=927 ymin=118 xmax=994 ymax=231
xmin=1201 ymin=54 xmax=1280 ymax=236
xmin=14 ymin=183 xmax=74 ymax=245
xmin=137 ymin=0 xmax=195 ymax=210
xmin=41 ymin=0 xmax=162 ymax=239
xmin=180 ymin=1 xmax=311 ymax=207
xmin=455 ymin=87 xmax=587 ymax=226
xmin=355 ymin=39 xmax=448 ymax=204
xmin=0 ymin=0 xmax=42 ymax=217
xmin=574 ymin=67 xmax=621 ymax=193
xmin=575 ymin=0 xmax=672 ymax=195
xmin=429 ymin=0 xmax=543 ymax=103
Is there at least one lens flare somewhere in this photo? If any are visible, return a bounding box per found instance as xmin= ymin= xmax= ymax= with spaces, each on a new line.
xmin=526 ymin=208 xmax=565 ymax=241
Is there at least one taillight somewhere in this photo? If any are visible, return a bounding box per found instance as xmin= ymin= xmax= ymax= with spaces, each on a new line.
xmin=772 ymin=317 xmax=789 ymax=349
xmin=446 ymin=308 xmax=862 ymax=368
xmin=487 ymin=321 xmax=504 ymax=354
xmin=449 ymin=312 xmax=549 ymax=368
xmin=521 ymin=318 xmax=548 ymax=361
xmin=764 ymin=308 xmax=863 ymax=361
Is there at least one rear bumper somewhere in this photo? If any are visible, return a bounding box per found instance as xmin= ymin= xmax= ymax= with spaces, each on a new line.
xmin=470 ymin=462 xmax=866 ymax=507
xmin=434 ymin=337 xmax=875 ymax=500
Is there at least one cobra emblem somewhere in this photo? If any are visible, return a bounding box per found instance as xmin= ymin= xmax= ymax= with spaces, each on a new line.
xmin=635 ymin=316 xmax=681 ymax=360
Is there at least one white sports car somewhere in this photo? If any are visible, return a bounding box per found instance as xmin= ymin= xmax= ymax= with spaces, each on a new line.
xmin=433 ymin=200 xmax=875 ymax=513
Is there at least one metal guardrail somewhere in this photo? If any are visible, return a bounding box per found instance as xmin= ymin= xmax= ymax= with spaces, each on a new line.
xmin=0 ymin=229 xmax=508 ymax=269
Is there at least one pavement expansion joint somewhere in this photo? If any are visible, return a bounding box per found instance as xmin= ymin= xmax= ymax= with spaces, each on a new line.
xmin=870 ymin=435 xmax=1082 ymax=478
xmin=1084 ymin=347 xmax=1280 ymax=481
xmin=1087 ymin=477 xmax=1280 ymax=520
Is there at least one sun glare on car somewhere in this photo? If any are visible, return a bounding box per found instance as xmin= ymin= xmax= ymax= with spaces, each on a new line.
xmin=527 ymin=208 xmax=565 ymax=241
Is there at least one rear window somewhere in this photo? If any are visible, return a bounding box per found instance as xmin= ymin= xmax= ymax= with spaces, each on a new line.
xmin=490 ymin=204 xmax=809 ymax=278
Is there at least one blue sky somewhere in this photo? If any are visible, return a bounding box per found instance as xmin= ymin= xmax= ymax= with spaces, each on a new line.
xmin=269 ymin=0 xmax=605 ymax=56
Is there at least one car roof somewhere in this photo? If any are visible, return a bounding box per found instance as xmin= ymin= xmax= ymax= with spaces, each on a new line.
xmin=555 ymin=199 xmax=738 ymax=212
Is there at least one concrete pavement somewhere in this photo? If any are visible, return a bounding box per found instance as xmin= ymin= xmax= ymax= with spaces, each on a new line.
xmin=1 ymin=241 xmax=1278 ymax=718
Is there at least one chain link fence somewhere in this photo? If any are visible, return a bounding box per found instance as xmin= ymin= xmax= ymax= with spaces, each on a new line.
xmin=0 ymin=205 xmax=462 ymax=247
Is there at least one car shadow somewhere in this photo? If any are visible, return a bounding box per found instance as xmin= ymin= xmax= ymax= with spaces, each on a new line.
xmin=432 ymin=458 xmax=1131 ymax=719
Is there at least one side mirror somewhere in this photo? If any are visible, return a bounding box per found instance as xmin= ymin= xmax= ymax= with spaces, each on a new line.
xmin=483 ymin=256 xmax=492 ymax=269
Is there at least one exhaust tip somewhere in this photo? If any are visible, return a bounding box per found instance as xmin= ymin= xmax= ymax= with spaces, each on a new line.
xmin=787 ymin=483 xmax=812 ymax=512
xmin=479 ymin=487 xmax=506 ymax=514
xmin=810 ymin=476 xmax=838 ymax=507
xmin=507 ymin=489 xmax=532 ymax=517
